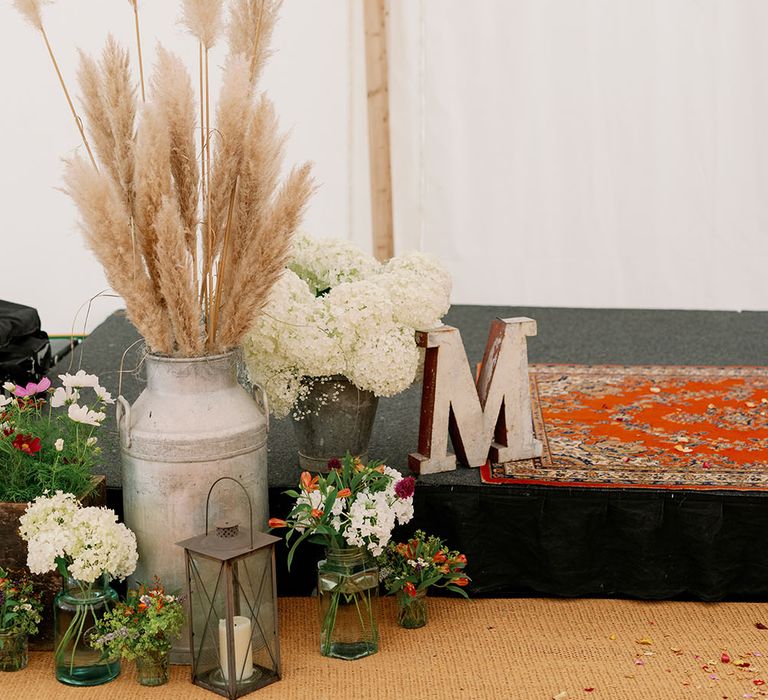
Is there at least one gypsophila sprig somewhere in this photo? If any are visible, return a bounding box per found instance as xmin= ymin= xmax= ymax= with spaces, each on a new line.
xmin=379 ymin=530 xmax=470 ymax=599
xmin=269 ymin=454 xmax=415 ymax=567
xmin=0 ymin=567 xmax=43 ymax=637
xmin=243 ymin=233 xmax=452 ymax=417
xmin=0 ymin=371 xmax=112 ymax=502
xmin=19 ymin=491 xmax=138 ymax=584
xmin=92 ymin=578 xmax=184 ymax=661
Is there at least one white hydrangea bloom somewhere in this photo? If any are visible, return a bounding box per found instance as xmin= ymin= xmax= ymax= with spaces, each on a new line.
xmin=19 ymin=491 xmax=138 ymax=582
xmin=289 ymin=232 xmax=381 ymax=294
xmin=243 ymin=234 xmax=452 ymax=417
xmin=375 ymin=251 xmax=452 ymax=330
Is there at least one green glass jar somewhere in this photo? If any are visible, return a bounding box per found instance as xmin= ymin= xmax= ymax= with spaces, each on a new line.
xmin=54 ymin=575 xmax=120 ymax=686
xmin=317 ymin=547 xmax=379 ymax=660
xmin=0 ymin=630 xmax=28 ymax=672
xmin=135 ymin=648 xmax=170 ymax=686
xmin=396 ymin=589 xmax=428 ymax=629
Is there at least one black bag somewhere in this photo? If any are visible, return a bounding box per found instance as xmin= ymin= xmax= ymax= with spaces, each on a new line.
xmin=0 ymin=300 xmax=52 ymax=386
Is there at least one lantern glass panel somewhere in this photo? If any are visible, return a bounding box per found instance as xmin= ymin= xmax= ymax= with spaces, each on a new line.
xmin=187 ymin=547 xmax=279 ymax=698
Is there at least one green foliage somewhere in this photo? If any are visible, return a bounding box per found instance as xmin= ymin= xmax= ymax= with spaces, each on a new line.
xmin=379 ymin=530 xmax=470 ymax=598
xmin=0 ymin=567 xmax=43 ymax=636
xmin=91 ymin=579 xmax=184 ymax=661
xmin=0 ymin=381 xmax=105 ymax=502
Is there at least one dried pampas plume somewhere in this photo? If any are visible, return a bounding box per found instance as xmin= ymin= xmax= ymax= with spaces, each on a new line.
xmin=228 ymin=0 xmax=282 ymax=85
xmin=22 ymin=1 xmax=312 ymax=356
xmin=181 ymin=0 xmax=224 ymax=49
xmin=12 ymin=0 xmax=50 ymax=30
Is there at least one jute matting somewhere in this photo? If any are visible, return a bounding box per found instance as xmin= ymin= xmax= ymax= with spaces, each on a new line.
xmin=4 ymin=596 xmax=768 ymax=700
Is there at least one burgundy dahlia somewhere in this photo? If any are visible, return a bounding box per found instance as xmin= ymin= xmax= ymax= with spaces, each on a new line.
xmin=394 ymin=476 xmax=416 ymax=499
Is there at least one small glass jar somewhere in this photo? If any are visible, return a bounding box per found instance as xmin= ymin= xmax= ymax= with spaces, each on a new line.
xmin=396 ymin=589 xmax=428 ymax=629
xmin=317 ymin=547 xmax=379 ymax=660
xmin=135 ymin=649 xmax=170 ymax=686
xmin=0 ymin=630 xmax=28 ymax=672
xmin=54 ymin=574 xmax=120 ymax=686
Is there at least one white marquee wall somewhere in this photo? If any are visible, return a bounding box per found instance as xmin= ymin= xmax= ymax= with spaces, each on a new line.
xmin=1 ymin=1 xmax=767 ymax=333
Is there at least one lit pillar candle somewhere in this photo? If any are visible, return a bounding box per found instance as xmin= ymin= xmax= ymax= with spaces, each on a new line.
xmin=219 ymin=616 xmax=254 ymax=681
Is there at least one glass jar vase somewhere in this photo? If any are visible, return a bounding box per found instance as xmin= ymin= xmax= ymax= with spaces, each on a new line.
xmin=0 ymin=630 xmax=28 ymax=671
xmin=317 ymin=547 xmax=379 ymax=660
xmin=54 ymin=575 xmax=120 ymax=686
xmin=135 ymin=649 xmax=170 ymax=686
xmin=396 ymin=589 xmax=428 ymax=629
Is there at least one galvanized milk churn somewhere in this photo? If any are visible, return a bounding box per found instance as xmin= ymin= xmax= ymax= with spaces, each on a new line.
xmin=117 ymin=351 xmax=269 ymax=663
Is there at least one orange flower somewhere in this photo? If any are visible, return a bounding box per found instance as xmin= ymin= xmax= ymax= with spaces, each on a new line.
xmin=268 ymin=518 xmax=288 ymax=528
xmin=396 ymin=543 xmax=409 ymax=557
xmin=336 ymin=488 xmax=351 ymax=498
xmin=433 ymin=551 xmax=447 ymax=564
xmin=403 ymin=582 xmax=417 ymax=597
xmin=455 ymin=577 xmax=469 ymax=587
xmin=311 ymin=508 xmax=324 ymax=519
xmin=138 ymin=601 xmax=148 ymax=612
xmin=456 ymin=554 xmax=467 ymax=564
xmin=300 ymin=471 xmax=319 ymax=492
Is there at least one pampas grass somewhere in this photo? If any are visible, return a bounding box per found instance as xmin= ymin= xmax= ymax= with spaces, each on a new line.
xmin=13 ymin=0 xmax=98 ymax=169
xmin=23 ymin=0 xmax=312 ymax=357
xmin=228 ymin=0 xmax=282 ymax=84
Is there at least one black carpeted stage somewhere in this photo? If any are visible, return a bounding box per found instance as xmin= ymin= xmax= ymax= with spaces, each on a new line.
xmin=52 ymin=306 xmax=768 ymax=601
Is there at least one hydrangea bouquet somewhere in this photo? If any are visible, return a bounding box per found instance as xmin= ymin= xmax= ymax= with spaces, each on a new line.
xmin=19 ymin=491 xmax=138 ymax=674
xmin=243 ymin=233 xmax=452 ymax=418
xmin=0 ymin=371 xmax=113 ymax=502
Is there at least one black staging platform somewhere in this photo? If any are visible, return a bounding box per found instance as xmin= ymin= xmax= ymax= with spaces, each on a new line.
xmin=52 ymin=306 xmax=768 ymax=600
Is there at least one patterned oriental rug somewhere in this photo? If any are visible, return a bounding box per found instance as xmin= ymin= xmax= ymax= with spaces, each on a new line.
xmin=480 ymin=364 xmax=768 ymax=490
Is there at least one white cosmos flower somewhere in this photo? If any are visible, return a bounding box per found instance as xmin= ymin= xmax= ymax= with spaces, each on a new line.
xmin=86 ymin=437 xmax=97 ymax=447
xmin=55 ymin=438 xmax=64 ymax=452
xmin=94 ymin=385 xmax=114 ymax=405
xmin=0 ymin=394 xmax=12 ymax=408
xmin=59 ymin=370 xmax=99 ymax=389
xmin=50 ymin=386 xmax=80 ymax=408
xmin=67 ymin=404 xmax=106 ymax=426
xmin=2 ymin=382 xmax=16 ymax=393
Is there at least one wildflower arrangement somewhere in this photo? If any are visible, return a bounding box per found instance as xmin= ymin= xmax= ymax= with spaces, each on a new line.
xmin=0 ymin=567 xmax=43 ymax=637
xmin=269 ymin=454 xmax=416 ymax=565
xmin=19 ymin=491 xmax=138 ymax=584
xmin=91 ymin=579 xmax=184 ymax=661
xmin=379 ymin=530 xmax=469 ymax=629
xmin=243 ymin=233 xmax=452 ymax=417
xmin=14 ymin=0 xmax=312 ymax=356
xmin=380 ymin=530 xmax=470 ymax=598
xmin=0 ymin=371 xmax=112 ymax=502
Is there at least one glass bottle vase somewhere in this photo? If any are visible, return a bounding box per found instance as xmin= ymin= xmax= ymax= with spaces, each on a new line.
xmin=396 ymin=589 xmax=428 ymax=629
xmin=0 ymin=630 xmax=28 ymax=671
xmin=317 ymin=547 xmax=379 ymax=660
xmin=54 ymin=574 xmax=120 ymax=686
xmin=135 ymin=649 xmax=170 ymax=686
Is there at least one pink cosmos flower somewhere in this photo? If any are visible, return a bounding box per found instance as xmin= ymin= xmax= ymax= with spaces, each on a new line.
xmin=13 ymin=377 xmax=51 ymax=397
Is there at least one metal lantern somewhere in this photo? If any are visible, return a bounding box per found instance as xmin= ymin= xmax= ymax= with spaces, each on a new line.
xmin=177 ymin=477 xmax=281 ymax=698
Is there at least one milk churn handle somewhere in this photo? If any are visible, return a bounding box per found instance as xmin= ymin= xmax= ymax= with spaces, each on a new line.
xmin=252 ymin=383 xmax=270 ymax=434
xmin=205 ymin=477 xmax=254 ymax=548
xmin=116 ymin=396 xmax=131 ymax=449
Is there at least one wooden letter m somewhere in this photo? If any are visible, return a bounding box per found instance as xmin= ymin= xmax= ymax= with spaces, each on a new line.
xmin=408 ymin=317 xmax=542 ymax=475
